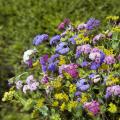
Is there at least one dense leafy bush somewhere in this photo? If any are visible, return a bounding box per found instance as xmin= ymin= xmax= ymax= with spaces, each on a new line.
xmin=3 ymin=17 xmax=120 ymax=120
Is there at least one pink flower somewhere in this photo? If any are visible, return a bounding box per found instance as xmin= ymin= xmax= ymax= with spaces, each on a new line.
xmin=104 ymin=55 xmax=116 ymax=65
xmin=84 ymin=101 xmax=100 ymax=116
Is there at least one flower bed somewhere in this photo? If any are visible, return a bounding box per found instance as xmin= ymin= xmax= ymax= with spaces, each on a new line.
xmin=3 ymin=16 xmax=120 ymax=120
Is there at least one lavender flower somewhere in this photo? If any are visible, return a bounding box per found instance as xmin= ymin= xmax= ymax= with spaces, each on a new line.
xmin=56 ymin=42 xmax=69 ymax=54
xmin=69 ymin=35 xmax=77 ymax=44
xmin=23 ymin=85 xmax=30 ymax=94
xmin=48 ymin=54 xmax=59 ymax=63
xmin=86 ymin=18 xmax=100 ymax=30
xmin=76 ymin=79 xmax=90 ymax=91
xmin=33 ymin=34 xmax=48 ymax=46
xmin=29 ymin=82 xmax=39 ymax=91
xmin=50 ymin=35 xmax=61 ymax=45
xmin=77 ymin=23 xmax=86 ymax=30
xmin=104 ymin=55 xmax=116 ymax=65
xmin=93 ymin=33 xmax=105 ymax=44
xmin=16 ymin=80 xmax=23 ymax=89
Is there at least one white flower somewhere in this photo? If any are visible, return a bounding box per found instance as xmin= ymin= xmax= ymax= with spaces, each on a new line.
xmin=23 ymin=85 xmax=30 ymax=94
xmin=93 ymin=78 xmax=100 ymax=83
xmin=89 ymin=52 xmax=100 ymax=60
xmin=23 ymin=49 xmax=37 ymax=63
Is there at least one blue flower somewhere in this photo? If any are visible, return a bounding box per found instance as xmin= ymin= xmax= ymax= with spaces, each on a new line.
xmin=86 ymin=18 xmax=100 ymax=30
xmin=50 ymin=35 xmax=61 ymax=45
xmin=48 ymin=54 xmax=59 ymax=63
xmin=76 ymin=79 xmax=89 ymax=91
xmin=56 ymin=42 xmax=69 ymax=54
xmin=90 ymin=62 xmax=100 ymax=70
xmin=48 ymin=62 xmax=56 ymax=72
xmin=69 ymin=35 xmax=77 ymax=44
xmin=81 ymin=61 xmax=89 ymax=67
xmin=33 ymin=34 xmax=48 ymax=46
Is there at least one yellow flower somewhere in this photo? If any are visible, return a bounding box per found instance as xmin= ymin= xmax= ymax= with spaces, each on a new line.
xmin=55 ymin=93 xmax=69 ymax=101
xmin=33 ymin=60 xmax=40 ymax=67
xmin=59 ymin=55 xmax=66 ymax=65
xmin=106 ymin=16 xmax=119 ymax=21
xmin=99 ymin=63 xmax=109 ymax=70
xmin=51 ymin=79 xmax=62 ymax=88
xmin=60 ymin=102 xmax=66 ymax=111
xmin=106 ymin=75 xmax=119 ymax=86
xmin=113 ymin=63 xmax=120 ymax=69
xmin=67 ymin=101 xmax=78 ymax=111
xmin=52 ymin=101 xmax=59 ymax=107
xmin=63 ymin=72 xmax=72 ymax=79
xmin=69 ymin=84 xmax=76 ymax=93
xmin=80 ymin=93 xmax=88 ymax=103
xmin=108 ymin=103 xmax=117 ymax=113
xmin=2 ymin=90 xmax=15 ymax=101
xmin=104 ymin=49 xmax=114 ymax=56
xmin=112 ymin=26 xmax=120 ymax=32
xmin=36 ymin=98 xmax=44 ymax=108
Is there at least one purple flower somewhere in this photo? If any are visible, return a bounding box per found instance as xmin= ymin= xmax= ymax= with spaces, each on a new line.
xmin=86 ymin=18 xmax=100 ymax=30
xmin=84 ymin=101 xmax=100 ymax=116
xmin=90 ymin=62 xmax=101 ymax=70
xmin=56 ymin=42 xmax=69 ymax=54
xmin=41 ymin=75 xmax=49 ymax=84
xmin=48 ymin=54 xmax=59 ymax=63
xmin=76 ymin=79 xmax=89 ymax=91
xmin=40 ymin=54 xmax=49 ymax=65
xmin=23 ymin=85 xmax=30 ymax=94
xmin=81 ymin=61 xmax=89 ymax=67
xmin=48 ymin=62 xmax=57 ymax=71
xmin=58 ymin=22 xmax=65 ymax=30
xmin=75 ymin=91 xmax=81 ymax=96
xmin=29 ymin=82 xmax=39 ymax=91
xmin=77 ymin=23 xmax=86 ymax=30
xmin=26 ymin=75 xmax=35 ymax=85
xmin=50 ymin=35 xmax=61 ymax=45
xmin=105 ymin=85 xmax=120 ymax=98
xmin=33 ymin=34 xmax=48 ymax=46
xmin=69 ymin=35 xmax=77 ymax=44
xmin=93 ymin=33 xmax=105 ymax=44
xmin=104 ymin=55 xmax=116 ymax=65
xmin=16 ymin=80 xmax=23 ymax=89
xmin=63 ymin=18 xmax=70 ymax=25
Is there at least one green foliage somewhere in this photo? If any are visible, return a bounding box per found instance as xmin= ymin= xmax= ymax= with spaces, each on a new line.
xmin=0 ymin=0 xmax=120 ymax=119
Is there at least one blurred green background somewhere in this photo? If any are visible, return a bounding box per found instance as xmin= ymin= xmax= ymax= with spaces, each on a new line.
xmin=0 ymin=0 xmax=120 ymax=119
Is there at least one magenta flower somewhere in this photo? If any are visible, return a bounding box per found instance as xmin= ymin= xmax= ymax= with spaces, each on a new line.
xmin=84 ymin=101 xmax=100 ymax=116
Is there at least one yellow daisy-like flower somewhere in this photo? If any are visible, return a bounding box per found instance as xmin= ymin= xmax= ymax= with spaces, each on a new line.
xmin=67 ymin=101 xmax=78 ymax=111
xmin=55 ymin=93 xmax=69 ymax=101
xmin=36 ymin=98 xmax=45 ymax=108
xmin=112 ymin=26 xmax=120 ymax=32
xmin=52 ymin=101 xmax=59 ymax=107
xmin=59 ymin=55 xmax=66 ymax=65
xmin=108 ymin=103 xmax=117 ymax=113
xmin=33 ymin=60 xmax=40 ymax=67
xmin=104 ymin=49 xmax=114 ymax=56
xmin=80 ymin=93 xmax=88 ymax=103
xmin=69 ymin=84 xmax=76 ymax=93
xmin=106 ymin=75 xmax=119 ymax=86
xmin=106 ymin=16 xmax=119 ymax=21
xmin=63 ymin=72 xmax=72 ymax=79
xmin=60 ymin=102 xmax=66 ymax=111
xmin=51 ymin=78 xmax=62 ymax=88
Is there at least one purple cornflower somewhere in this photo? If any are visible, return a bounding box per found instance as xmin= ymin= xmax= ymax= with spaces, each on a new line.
xmin=86 ymin=18 xmax=100 ymax=30
xmin=50 ymin=35 xmax=61 ymax=45
xmin=75 ymin=91 xmax=81 ymax=96
xmin=76 ymin=79 xmax=90 ymax=91
xmin=104 ymin=55 xmax=116 ymax=65
xmin=84 ymin=101 xmax=100 ymax=116
xmin=58 ymin=22 xmax=65 ymax=30
xmin=93 ymin=33 xmax=105 ymax=44
xmin=15 ymin=80 xmax=23 ymax=89
xmin=33 ymin=34 xmax=48 ymax=46
xmin=69 ymin=35 xmax=77 ymax=44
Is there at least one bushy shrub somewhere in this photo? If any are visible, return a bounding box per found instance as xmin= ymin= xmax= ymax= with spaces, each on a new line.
xmin=3 ymin=16 xmax=120 ymax=120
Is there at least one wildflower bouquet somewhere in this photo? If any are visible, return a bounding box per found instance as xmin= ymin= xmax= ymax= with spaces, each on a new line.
xmin=3 ymin=16 xmax=120 ymax=120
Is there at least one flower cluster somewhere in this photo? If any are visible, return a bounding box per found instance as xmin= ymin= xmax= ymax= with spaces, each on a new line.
xmin=3 ymin=16 xmax=120 ymax=120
